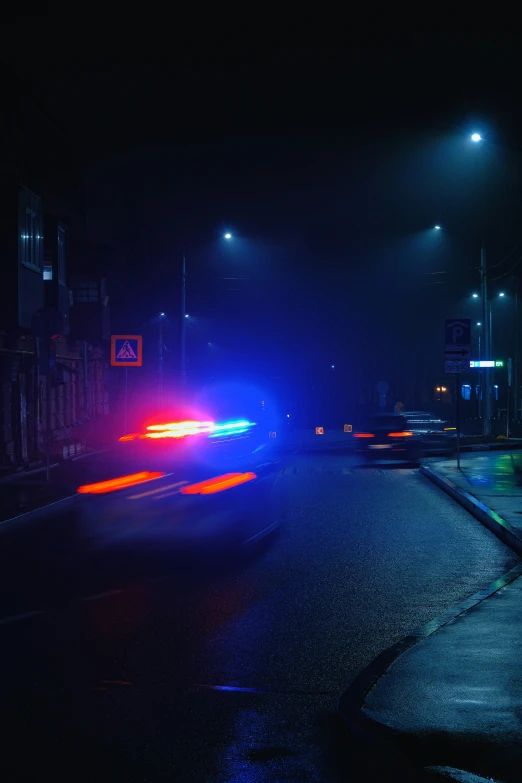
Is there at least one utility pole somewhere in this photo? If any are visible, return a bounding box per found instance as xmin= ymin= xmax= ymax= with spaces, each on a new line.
xmin=515 ymin=278 xmax=519 ymax=423
xmin=180 ymin=252 xmax=187 ymax=390
xmin=158 ymin=317 xmax=164 ymax=408
xmin=481 ymin=244 xmax=491 ymax=436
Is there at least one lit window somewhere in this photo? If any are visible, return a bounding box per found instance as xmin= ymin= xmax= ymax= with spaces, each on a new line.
xmin=461 ymin=384 xmax=471 ymax=401
xmin=43 ymin=265 xmax=53 ymax=281
xmin=19 ymin=186 xmax=43 ymax=271
xmin=475 ymin=384 xmax=481 ymax=400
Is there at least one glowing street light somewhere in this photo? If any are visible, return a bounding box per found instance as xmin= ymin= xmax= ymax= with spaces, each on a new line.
xmin=472 ymin=293 xmax=479 ymax=298
xmin=471 ymin=133 xmax=482 ymax=142
xmin=224 ymin=233 xmax=232 ymax=239
xmin=499 ymin=291 xmax=506 ymax=297
xmin=434 ymin=225 xmax=441 ymax=230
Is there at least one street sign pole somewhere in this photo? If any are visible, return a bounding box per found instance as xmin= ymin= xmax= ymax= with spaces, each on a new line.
xmin=456 ymin=373 xmax=461 ymax=469
xmin=124 ymin=367 xmax=128 ymax=434
xmin=506 ymin=380 xmax=510 ymax=440
xmin=110 ymin=335 xmax=142 ymax=435
xmin=481 ymin=246 xmax=491 ymax=437
xmin=180 ymin=252 xmax=187 ymax=391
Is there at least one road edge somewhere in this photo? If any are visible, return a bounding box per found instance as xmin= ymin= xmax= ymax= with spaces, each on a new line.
xmin=0 ymin=495 xmax=79 ymax=533
xmin=420 ymin=464 xmax=522 ymax=557
xmin=337 ymin=561 xmax=522 ymax=776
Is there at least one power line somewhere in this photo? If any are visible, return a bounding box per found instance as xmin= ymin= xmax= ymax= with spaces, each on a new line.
xmin=490 ymin=255 xmax=522 ymax=280
xmin=490 ymin=242 xmax=522 ymax=269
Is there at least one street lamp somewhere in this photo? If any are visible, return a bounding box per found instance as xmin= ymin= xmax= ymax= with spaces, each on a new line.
xmin=156 ymin=311 xmax=167 ymax=407
xmin=434 ymin=225 xmax=441 ymax=230
xmin=471 ymin=133 xmax=482 ymax=142
xmin=472 ymin=292 xmax=479 ymax=298
xmin=180 ymin=234 xmax=233 ymax=390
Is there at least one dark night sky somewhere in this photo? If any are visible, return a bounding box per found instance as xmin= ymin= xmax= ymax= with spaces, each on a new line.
xmin=3 ymin=28 xmax=522 ymax=398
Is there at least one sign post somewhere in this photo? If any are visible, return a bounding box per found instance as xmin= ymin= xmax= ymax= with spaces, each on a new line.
xmin=111 ymin=335 xmax=143 ymax=434
xmin=375 ymin=381 xmax=389 ymax=412
xmin=507 ymin=357 xmax=513 ymax=439
xmin=444 ymin=319 xmax=471 ymax=375
xmin=444 ymin=319 xmax=470 ymax=466
xmin=455 ymin=374 xmax=461 ymax=468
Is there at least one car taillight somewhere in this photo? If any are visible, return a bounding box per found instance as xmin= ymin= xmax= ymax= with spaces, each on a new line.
xmin=388 ymin=431 xmax=413 ymax=437
xmin=181 ymin=472 xmax=257 ymax=495
xmin=353 ymin=433 xmax=375 ymax=438
xmin=78 ymin=471 xmax=165 ymax=494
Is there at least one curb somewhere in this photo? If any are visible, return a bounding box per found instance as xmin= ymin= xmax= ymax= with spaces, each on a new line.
xmin=338 ymin=561 xmax=522 ymax=779
xmin=461 ymin=441 xmax=522 ymax=452
xmin=420 ymin=464 xmax=522 ymax=557
xmin=0 ymin=463 xmax=59 ymax=484
xmin=0 ymin=494 xmax=80 ymax=533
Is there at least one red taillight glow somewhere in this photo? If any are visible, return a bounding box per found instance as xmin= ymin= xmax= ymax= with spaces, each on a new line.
xmin=119 ymin=420 xmax=214 ymax=442
xmin=77 ymin=471 xmax=165 ymax=495
xmin=388 ymin=431 xmax=413 ymax=438
xmin=353 ymin=433 xmax=375 ymax=438
xmin=181 ymin=472 xmax=257 ymax=495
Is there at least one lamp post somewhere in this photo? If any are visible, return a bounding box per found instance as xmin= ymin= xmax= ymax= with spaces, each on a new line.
xmin=180 ymin=234 xmax=232 ymax=390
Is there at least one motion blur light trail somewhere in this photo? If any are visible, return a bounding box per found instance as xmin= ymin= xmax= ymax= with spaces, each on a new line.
xmin=118 ymin=419 xmax=256 ymax=442
xmin=181 ymin=472 xmax=257 ymax=495
xmin=78 ymin=472 xmax=166 ymax=495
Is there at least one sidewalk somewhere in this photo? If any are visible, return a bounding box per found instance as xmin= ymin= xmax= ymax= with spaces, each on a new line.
xmin=0 ymin=448 xmax=114 ymax=530
xmin=422 ymin=452 xmax=522 ymax=553
xmin=339 ymin=451 xmax=522 ymax=782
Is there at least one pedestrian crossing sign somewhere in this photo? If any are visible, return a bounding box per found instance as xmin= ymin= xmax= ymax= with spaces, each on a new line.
xmin=111 ymin=335 xmax=143 ymax=367
xmin=315 ymin=427 xmax=324 ymax=435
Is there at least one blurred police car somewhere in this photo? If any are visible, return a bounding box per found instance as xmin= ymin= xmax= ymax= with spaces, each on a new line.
xmin=77 ymin=416 xmax=285 ymax=552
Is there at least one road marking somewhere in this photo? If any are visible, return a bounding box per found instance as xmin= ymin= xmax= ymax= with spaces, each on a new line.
xmin=153 ymin=481 xmax=189 ymax=500
xmin=196 ymin=684 xmax=262 ymax=693
xmin=242 ymin=521 xmax=279 ymax=545
xmin=81 ymin=589 xmax=123 ymax=602
xmin=0 ymin=610 xmax=45 ymax=625
xmin=125 ymin=474 xmax=176 ymax=499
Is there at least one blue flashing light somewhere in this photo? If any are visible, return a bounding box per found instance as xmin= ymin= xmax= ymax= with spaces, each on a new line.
xmin=207 ymin=419 xmax=256 ymax=438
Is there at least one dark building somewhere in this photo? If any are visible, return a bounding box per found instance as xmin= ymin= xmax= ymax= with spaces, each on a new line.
xmin=0 ymin=65 xmax=112 ymax=468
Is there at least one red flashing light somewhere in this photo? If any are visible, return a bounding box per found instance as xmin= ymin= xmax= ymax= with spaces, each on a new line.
xmin=77 ymin=471 xmax=165 ymax=495
xmin=181 ymin=472 xmax=257 ymax=495
xmin=118 ymin=420 xmax=214 ymax=442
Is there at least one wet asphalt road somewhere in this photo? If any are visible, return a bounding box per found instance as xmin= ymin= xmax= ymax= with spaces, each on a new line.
xmin=0 ymin=451 xmax=518 ymax=781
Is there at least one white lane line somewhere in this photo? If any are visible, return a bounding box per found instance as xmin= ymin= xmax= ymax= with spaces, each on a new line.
xmin=81 ymin=589 xmax=123 ymax=602
xmin=128 ymin=478 xmax=184 ymax=500
xmin=242 ymin=521 xmax=279 ymax=546
xmin=0 ymin=610 xmax=45 ymax=625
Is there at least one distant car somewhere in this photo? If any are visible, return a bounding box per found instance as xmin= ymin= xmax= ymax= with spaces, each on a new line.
xmin=402 ymin=411 xmax=454 ymax=456
xmin=354 ymin=413 xmax=453 ymax=463
xmin=77 ymin=417 xmax=285 ymax=553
